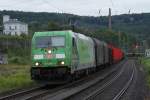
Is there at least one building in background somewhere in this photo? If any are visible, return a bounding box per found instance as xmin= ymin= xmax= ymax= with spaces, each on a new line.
xmin=0 ymin=52 xmax=8 ymax=64
xmin=3 ymin=15 xmax=28 ymax=35
xmin=145 ymin=49 xmax=150 ymax=57
xmin=0 ymin=26 xmax=2 ymax=34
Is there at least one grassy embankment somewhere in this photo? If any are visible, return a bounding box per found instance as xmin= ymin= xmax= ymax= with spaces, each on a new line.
xmin=0 ymin=64 xmax=36 ymax=93
xmin=141 ymin=58 xmax=150 ymax=87
xmin=0 ymin=35 xmax=36 ymax=93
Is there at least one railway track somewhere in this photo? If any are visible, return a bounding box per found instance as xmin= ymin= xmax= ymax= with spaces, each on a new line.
xmin=0 ymin=85 xmax=47 ymax=100
xmin=112 ymin=62 xmax=135 ymax=100
xmin=83 ymin=60 xmax=135 ymax=100
xmin=0 ymin=79 xmax=87 ymax=100
xmin=83 ymin=61 xmax=126 ymax=100
xmin=35 ymin=60 xmax=125 ymax=100
xmin=0 ymin=60 xmax=125 ymax=100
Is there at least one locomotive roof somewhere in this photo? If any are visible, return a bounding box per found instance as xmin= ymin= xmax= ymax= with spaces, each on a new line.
xmin=33 ymin=30 xmax=73 ymax=36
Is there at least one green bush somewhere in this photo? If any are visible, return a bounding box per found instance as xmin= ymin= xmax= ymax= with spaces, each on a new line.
xmin=141 ymin=58 xmax=150 ymax=87
xmin=9 ymin=57 xmax=30 ymax=65
xmin=0 ymin=64 xmax=35 ymax=93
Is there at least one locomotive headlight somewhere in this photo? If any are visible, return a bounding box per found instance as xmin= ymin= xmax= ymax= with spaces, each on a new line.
xmin=48 ymin=50 xmax=52 ymax=54
xmin=61 ymin=61 xmax=64 ymax=65
xmin=35 ymin=62 xmax=39 ymax=66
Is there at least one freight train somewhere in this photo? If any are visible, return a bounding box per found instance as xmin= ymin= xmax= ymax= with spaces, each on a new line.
xmin=31 ymin=30 xmax=124 ymax=81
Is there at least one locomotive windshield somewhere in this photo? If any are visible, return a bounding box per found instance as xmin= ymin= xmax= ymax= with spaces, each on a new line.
xmin=35 ymin=36 xmax=65 ymax=48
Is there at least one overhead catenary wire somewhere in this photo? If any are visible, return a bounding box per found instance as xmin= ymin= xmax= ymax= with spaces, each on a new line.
xmin=42 ymin=0 xmax=65 ymax=13
xmin=109 ymin=0 xmax=118 ymax=15
xmin=98 ymin=9 xmax=101 ymax=16
xmin=128 ymin=9 xmax=131 ymax=14
xmin=110 ymin=0 xmax=114 ymax=7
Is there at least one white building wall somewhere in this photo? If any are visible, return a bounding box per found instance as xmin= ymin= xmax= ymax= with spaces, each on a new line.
xmin=3 ymin=23 xmax=28 ymax=35
xmin=145 ymin=49 xmax=150 ymax=57
xmin=3 ymin=15 xmax=10 ymax=23
xmin=19 ymin=24 xmax=28 ymax=34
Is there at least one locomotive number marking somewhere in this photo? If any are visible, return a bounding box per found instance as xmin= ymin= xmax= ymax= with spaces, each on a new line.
xmin=47 ymin=54 xmax=52 ymax=59
xmin=34 ymin=54 xmax=44 ymax=59
xmin=56 ymin=54 xmax=65 ymax=58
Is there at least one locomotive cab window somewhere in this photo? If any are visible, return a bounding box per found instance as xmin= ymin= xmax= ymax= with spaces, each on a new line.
xmin=35 ymin=37 xmax=51 ymax=48
xmin=51 ymin=37 xmax=65 ymax=47
xmin=35 ymin=36 xmax=65 ymax=48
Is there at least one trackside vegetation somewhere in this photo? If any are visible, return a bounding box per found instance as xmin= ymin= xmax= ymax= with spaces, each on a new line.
xmin=0 ymin=64 xmax=36 ymax=93
xmin=0 ymin=35 xmax=35 ymax=93
xmin=0 ymin=34 xmax=31 ymax=64
xmin=141 ymin=58 xmax=150 ymax=87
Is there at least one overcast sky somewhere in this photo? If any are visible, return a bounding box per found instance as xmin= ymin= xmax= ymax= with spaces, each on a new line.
xmin=0 ymin=0 xmax=150 ymax=16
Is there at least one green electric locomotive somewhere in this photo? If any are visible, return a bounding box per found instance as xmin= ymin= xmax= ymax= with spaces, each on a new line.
xmin=31 ymin=30 xmax=96 ymax=80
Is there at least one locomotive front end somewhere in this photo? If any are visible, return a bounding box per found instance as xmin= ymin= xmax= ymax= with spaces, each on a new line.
xmin=31 ymin=31 xmax=71 ymax=80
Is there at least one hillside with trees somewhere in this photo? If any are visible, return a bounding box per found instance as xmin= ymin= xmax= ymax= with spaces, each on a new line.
xmin=0 ymin=10 xmax=149 ymax=38
xmin=0 ymin=10 xmax=148 ymax=41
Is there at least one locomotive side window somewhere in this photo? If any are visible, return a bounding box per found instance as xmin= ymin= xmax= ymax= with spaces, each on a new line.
xmin=72 ymin=38 xmax=75 ymax=46
xmin=72 ymin=38 xmax=78 ymax=54
xmin=72 ymin=37 xmax=78 ymax=68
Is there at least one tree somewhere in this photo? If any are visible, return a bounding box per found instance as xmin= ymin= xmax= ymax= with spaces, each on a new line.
xmin=47 ymin=21 xmax=61 ymax=31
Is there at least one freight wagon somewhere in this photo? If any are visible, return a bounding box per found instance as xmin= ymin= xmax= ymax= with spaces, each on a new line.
xmin=108 ymin=44 xmax=124 ymax=63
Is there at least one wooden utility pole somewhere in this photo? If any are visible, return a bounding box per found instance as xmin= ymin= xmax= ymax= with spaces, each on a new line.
xmin=108 ymin=8 xmax=112 ymax=30
xmin=118 ymin=31 xmax=121 ymax=47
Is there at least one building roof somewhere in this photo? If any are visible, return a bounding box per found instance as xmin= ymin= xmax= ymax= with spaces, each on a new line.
xmin=3 ymin=19 xmax=27 ymax=25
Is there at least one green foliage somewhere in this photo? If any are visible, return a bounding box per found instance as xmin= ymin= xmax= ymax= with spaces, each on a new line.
xmin=0 ymin=64 xmax=36 ymax=93
xmin=9 ymin=57 xmax=29 ymax=65
xmin=47 ymin=21 xmax=61 ymax=31
xmin=7 ymin=47 xmax=31 ymax=64
xmin=0 ymin=35 xmax=31 ymax=64
xmin=141 ymin=58 xmax=150 ymax=87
